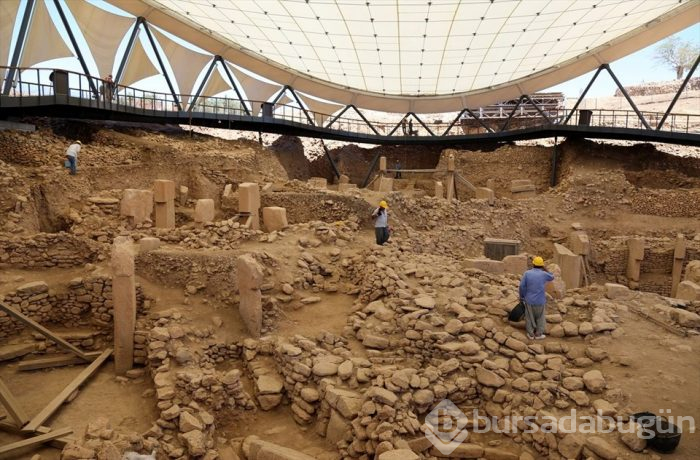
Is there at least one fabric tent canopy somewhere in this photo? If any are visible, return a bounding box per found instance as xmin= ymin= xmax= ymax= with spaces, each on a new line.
xmin=0 ymin=0 xmax=20 ymax=65
xmin=19 ymin=1 xmax=74 ymax=69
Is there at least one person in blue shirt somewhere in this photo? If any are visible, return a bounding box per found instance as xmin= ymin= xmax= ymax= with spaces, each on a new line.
xmin=519 ymin=256 xmax=555 ymax=340
xmin=371 ymin=200 xmax=389 ymax=245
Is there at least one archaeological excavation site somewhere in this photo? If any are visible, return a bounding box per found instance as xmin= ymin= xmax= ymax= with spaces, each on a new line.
xmin=1 ymin=1 xmax=700 ymax=459
xmin=0 ymin=116 xmax=698 ymax=460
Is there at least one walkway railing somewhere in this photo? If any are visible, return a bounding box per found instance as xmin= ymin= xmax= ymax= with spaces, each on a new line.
xmin=1 ymin=66 xmax=699 ymax=138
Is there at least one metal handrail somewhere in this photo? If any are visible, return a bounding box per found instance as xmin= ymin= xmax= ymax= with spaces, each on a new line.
xmin=1 ymin=65 xmax=698 ymax=136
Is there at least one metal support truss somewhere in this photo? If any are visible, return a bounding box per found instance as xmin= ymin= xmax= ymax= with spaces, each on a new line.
xmin=523 ymin=94 xmax=554 ymax=125
xmin=220 ymin=58 xmax=251 ymax=116
xmin=387 ymin=113 xmax=435 ymax=137
xmin=500 ymin=96 xmax=526 ymax=131
xmin=286 ymin=86 xmax=316 ymax=126
xmin=53 ymin=0 xmax=99 ymax=98
xmin=2 ymin=0 xmax=35 ymax=95
xmin=188 ymin=57 xmax=217 ymax=110
xmin=550 ymin=136 xmax=559 ymax=187
xmin=142 ymin=21 xmax=182 ymax=111
xmin=320 ymin=139 xmax=340 ymax=179
xmin=325 ymin=104 xmax=380 ymax=135
xmin=114 ymin=17 xmax=144 ymax=87
xmin=603 ymin=64 xmax=651 ymax=130
xmin=562 ymin=66 xmax=605 ymax=125
xmin=658 ymin=53 xmax=699 ymax=130
xmin=362 ymin=151 xmax=382 ymax=188
xmin=442 ymin=108 xmax=494 ymax=136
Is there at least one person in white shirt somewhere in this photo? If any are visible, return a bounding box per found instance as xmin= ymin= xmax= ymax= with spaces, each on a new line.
xmin=65 ymin=140 xmax=81 ymax=175
xmin=371 ymin=200 xmax=390 ymax=245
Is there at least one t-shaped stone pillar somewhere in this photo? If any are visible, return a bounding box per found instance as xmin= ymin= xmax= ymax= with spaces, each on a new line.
xmin=111 ymin=236 xmax=136 ymax=375
xmin=153 ymin=180 xmax=175 ymax=228
xmin=626 ymin=238 xmax=644 ymax=284
xmin=120 ymin=189 xmax=153 ymax=226
xmin=194 ymin=199 xmax=215 ymax=223
xmin=237 ymin=254 xmax=263 ymax=338
xmin=671 ymin=234 xmax=686 ymax=298
xmin=238 ymin=183 xmax=260 ymax=230
xmin=379 ymin=156 xmax=387 ymax=175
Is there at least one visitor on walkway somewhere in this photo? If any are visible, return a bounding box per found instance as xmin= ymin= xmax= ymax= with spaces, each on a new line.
xmin=372 ymin=200 xmax=390 ymax=245
xmin=401 ymin=118 xmax=408 ymax=135
xmin=408 ymin=119 xmax=415 ymax=136
xmin=394 ymin=160 xmax=402 ymax=179
xmin=518 ymin=256 xmax=554 ymax=340
xmin=100 ymin=74 xmax=114 ymax=102
xmin=65 ymin=140 xmax=81 ymax=175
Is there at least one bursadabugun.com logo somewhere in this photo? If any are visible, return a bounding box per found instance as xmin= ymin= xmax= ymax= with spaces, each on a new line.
xmin=424 ymin=400 xmax=695 ymax=454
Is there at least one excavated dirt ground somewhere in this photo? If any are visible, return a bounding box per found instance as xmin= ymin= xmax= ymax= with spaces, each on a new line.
xmin=0 ymin=105 xmax=699 ymax=460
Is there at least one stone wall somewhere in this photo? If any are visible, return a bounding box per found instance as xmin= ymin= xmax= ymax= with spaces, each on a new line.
xmin=0 ymin=233 xmax=102 ymax=268
xmin=594 ymin=237 xmax=700 ymax=295
xmin=0 ymin=276 xmax=149 ymax=338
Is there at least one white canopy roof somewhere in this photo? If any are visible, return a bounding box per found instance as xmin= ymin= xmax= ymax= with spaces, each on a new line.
xmin=109 ymin=0 xmax=699 ymax=113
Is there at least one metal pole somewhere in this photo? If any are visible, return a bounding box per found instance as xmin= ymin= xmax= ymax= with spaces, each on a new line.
xmin=348 ymin=105 xmax=380 ymax=135
xmin=500 ymin=96 xmax=525 ymax=131
xmin=3 ymin=0 xmax=35 ymax=95
xmin=53 ymin=0 xmax=99 ymax=98
xmin=114 ymin=18 xmax=143 ymax=86
xmin=603 ymin=64 xmax=651 ymax=130
xmin=287 ymin=86 xmax=315 ymax=125
xmin=465 ymin=108 xmax=494 ymax=133
xmin=188 ymin=58 xmax=217 ymax=110
xmin=362 ymin=151 xmax=382 ymax=188
xmin=220 ymin=58 xmax=251 ymax=116
xmin=442 ymin=109 xmax=468 ymax=136
xmin=563 ymin=65 xmax=604 ymax=125
xmin=320 ymin=139 xmax=340 ymax=178
xmin=658 ymin=53 xmax=700 ymax=130
xmin=524 ymin=94 xmax=553 ymax=125
xmin=142 ymin=21 xmax=182 ymax=111
xmin=550 ymin=136 xmax=558 ymax=187
xmin=409 ymin=112 xmax=435 ymax=136
xmin=325 ymin=105 xmax=351 ymax=129
xmin=270 ymin=86 xmax=287 ymax=105
xmin=387 ymin=114 xmax=410 ymax=136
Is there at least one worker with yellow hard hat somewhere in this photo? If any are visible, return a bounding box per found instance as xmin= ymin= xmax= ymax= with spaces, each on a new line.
xmin=372 ymin=200 xmax=390 ymax=245
xmin=518 ymin=255 xmax=554 ymax=340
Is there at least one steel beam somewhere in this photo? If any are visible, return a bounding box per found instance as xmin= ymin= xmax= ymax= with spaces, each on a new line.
xmin=500 ymin=96 xmax=525 ymax=131
xmin=220 ymin=57 xmax=251 ymax=116
xmin=188 ymin=57 xmax=217 ymax=110
xmin=658 ymin=53 xmax=700 ymax=130
xmin=320 ymin=139 xmax=340 ymax=178
xmin=603 ymin=64 xmax=651 ymax=130
xmin=550 ymin=136 xmax=559 ymax=187
xmin=142 ymin=21 xmax=182 ymax=110
xmin=53 ymin=0 xmax=99 ymax=98
xmin=114 ymin=18 xmax=143 ymax=87
xmin=287 ymin=86 xmax=315 ymax=125
xmin=524 ymin=94 xmax=553 ymax=125
xmin=2 ymin=0 xmax=35 ymax=95
xmin=563 ymin=65 xmax=604 ymax=125
xmin=362 ymin=151 xmax=382 ymax=188
xmin=442 ymin=109 xmax=468 ymax=136
xmin=409 ymin=112 xmax=435 ymax=136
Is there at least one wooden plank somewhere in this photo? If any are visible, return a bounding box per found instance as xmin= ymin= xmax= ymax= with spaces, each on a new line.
xmin=0 ymin=302 xmax=90 ymax=362
xmin=0 ymin=378 xmax=28 ymax=427
xmin=0 ymin=422 xmax=74 ymax=449
xmin=22 ymin=348 xmax=112 ymax=432
xmin=0 ymin=426 xmax=72 ymax=455
xmin=19 ymin=352 xmax=101 ymax=372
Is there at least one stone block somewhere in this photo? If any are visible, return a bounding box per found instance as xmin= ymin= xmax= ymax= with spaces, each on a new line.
xmin=237 ymin=255 xmax=263 ymax=338
xmin=120 ymin=189 xmax=153 ymax=224
xmin=194 ymin=199 xmax=215 ymax=223
xmin=627 ymin=238 xmax=645 ymax=260
xmin=569 ymin=231 xmax=590 ymax=256
xmin=671 ymin=235 xmax=686 ymax=297
xmin=139 ymin=237 xmax=161 ymax=253
xmin=154 ymin=200 xmax=175 ymax=228
xmin=112 ymin=237 xmax=136 ymax=375
xmin=262 ymin=207 xmax=288 ymax=232
xmin=243 ymin=436 xmax=315 ymax=460
xmin=463 ymin=258 xmax=504 ymax=274
xmin=484 ymin=238 xmax=520 ymax=260
xmin=378 ymin=450 xmax=419 ymax=460
xmin=339 ymin=174 xmax=350 ymax=184
xmin=676 ymin=281 xmax=700 ymax=301
xmin=325 ymin=409 xmax=351 ymax=445
xmin=153 ymin=179 xmax=175 ymax=203
xmin=447 ymin=154 xmax=456 ymax=171
xmin=511 ymin=179 xmax=533 ymax=188
xmin=486 ymin=178 xmax=495 ymax=190
xmin=308 ymin=177 xmax=327 ymax=189
xmin=379 ymin=156 xmax=387 ymax=172
xmin=685 ymin=260 xmax=700 ymax=283
xmin=239 ymin=183 xmax=260 ymax=213
xmin=553 ymin=243 xmax=582 ymax=290
xmin=475 ymin=187 xmax=495 ymax=204
xmin=434 ymin=181 xmax=444 ymax=199
xmin=503 ymin=254 xmax=527 ymax=274
xmin=338 ymin=183 xmax=357 ymax=193
xmin=178 ymin=185 xmax=189 ymax=206
xmin=377 ymin=176 xmax=393 ymax=192
xmin=605 ymin=283 xmax=631 ymax=300
xmin=669 ymin=306 xmax=700 ymax=327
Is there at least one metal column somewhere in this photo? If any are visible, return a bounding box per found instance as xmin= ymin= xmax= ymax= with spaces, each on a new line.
xmin=2 ymin=0 xmax=36 ymax=95
xmin=53 ymin=0 xmax=99 ymax=98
